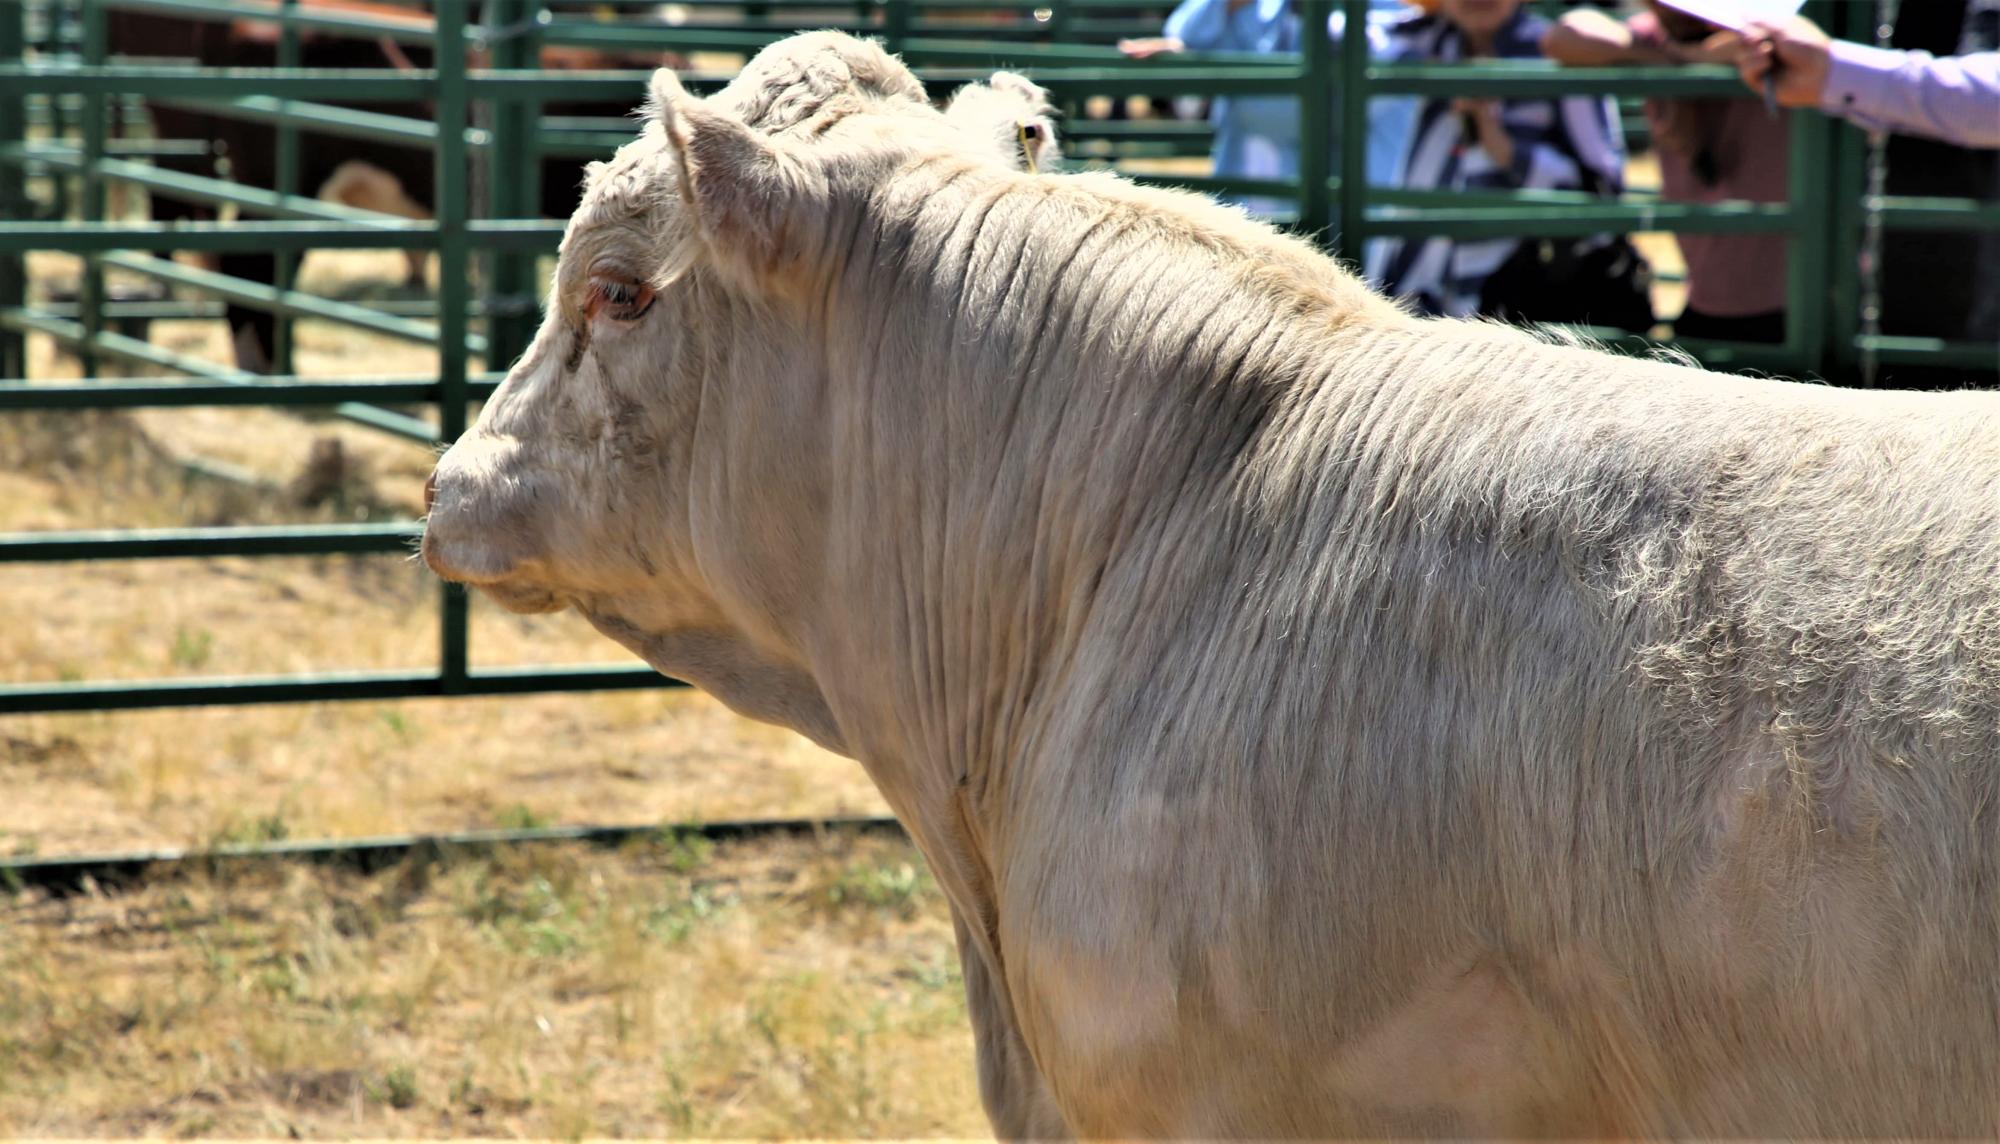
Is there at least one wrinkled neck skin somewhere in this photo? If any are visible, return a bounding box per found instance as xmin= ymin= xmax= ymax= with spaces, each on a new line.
xmin=573 ymin=269 xmax=850 ymax=755
xmin=589 ymin=171 xmax=1116 ymax=867
xmin=593 ymin=159 xmax=1405 ymax=962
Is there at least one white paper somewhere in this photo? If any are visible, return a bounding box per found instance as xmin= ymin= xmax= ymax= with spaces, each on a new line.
xmin=1655 ymin=0 xmax=1808 ymax=32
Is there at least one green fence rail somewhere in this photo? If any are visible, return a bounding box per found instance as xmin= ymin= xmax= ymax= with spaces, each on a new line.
xmin=2 ymin=0 xmax=1995 ymax=718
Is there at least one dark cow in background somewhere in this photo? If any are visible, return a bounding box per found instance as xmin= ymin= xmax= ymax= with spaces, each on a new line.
xmin=108 ymin=0 xmax=668 ymax=371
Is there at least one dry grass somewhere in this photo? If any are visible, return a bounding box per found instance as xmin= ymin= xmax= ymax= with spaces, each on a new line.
xmin=0 ymin=830 xmax=984 ymax=1137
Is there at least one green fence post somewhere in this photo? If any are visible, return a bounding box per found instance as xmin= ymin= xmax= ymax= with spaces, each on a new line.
xmin=78 ymin=0 xmax=105 ymax=378
xmin=1304 ymin=0 xmax=1336 ymax=246
xmin=273 ymin=0 xmax=300 ymax=376
xmin=1296 ymin=0 xmax=1337 ymax=244
xmin=1046 ymin=1 xmax=1072 ymax=44
xmin=485 ymin=0 xmax=537 ymax=372
xmin=47 ymin=2 xmax=74 ymax=226
xmin=1331 ymin=0 xmax=1365 ymax=261
xmin=1781 ymin=0 xmax=1836 ymax=380
xmin=0 ymin=0 xmax=25 ymax=378
xmin=883 ymin=0 xmax=910 ymax=56
xmin=437 ymin=0 xmax=471 ymax=692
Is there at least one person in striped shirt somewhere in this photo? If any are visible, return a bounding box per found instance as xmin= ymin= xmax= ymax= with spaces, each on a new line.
xmin=1371 ymin=0 xmax=1652 ymax=330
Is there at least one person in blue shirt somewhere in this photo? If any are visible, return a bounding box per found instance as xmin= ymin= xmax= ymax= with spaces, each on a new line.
xmin=1122 ymin=0 xmax=1420 ymax=219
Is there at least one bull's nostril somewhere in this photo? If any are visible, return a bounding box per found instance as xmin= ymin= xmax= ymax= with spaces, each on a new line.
xmin=423 ymin=471 xmax=437 ymax=514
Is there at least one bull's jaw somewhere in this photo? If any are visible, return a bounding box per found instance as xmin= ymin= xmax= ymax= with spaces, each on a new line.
xmin=581 ymin=606 xmax=847 ymax=754
xmin=467 ymin=578 xmax=568 ymax=615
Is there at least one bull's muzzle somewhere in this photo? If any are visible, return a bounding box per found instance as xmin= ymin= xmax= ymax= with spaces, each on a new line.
xmin=419 ymin=464 xmax=492 ymax=583
xmin=418 ymin=452 xmax=563 ymax=615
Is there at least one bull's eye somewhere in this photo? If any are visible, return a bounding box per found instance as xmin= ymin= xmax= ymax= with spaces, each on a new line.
xmin=586 ymin=273 xmax=655 ymax=323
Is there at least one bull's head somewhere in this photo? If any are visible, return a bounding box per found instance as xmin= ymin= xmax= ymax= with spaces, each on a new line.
xmin=421 ymin=33 xmax=1058 ymax=752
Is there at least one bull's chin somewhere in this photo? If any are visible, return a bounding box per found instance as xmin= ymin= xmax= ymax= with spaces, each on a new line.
xmin=469 ymin=579 xmax=567 ymax=614
xmin=422 ymin=535 xmax=566 ymax=613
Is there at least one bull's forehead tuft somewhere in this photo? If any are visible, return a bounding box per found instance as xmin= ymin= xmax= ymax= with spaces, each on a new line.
xmin=562 ymin=132 xmax=683 ymax=262
xmin=583 ymin=131 xmax=671 ymax=208
xmin=714 ymin=30 xmax=927 ymax=135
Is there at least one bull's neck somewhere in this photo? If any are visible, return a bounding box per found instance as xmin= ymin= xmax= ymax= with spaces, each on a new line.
xmin=801 ymin=170 xmax=1396 ymax=827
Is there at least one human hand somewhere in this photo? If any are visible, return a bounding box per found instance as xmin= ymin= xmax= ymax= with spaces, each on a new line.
xmin=1735 ymin=16 xmax=1833 ymax=107
xmin=1449 ymin=97 xmax=1502 ymax=122
xmin=1118 ymin=36 xmax=1185 ymax=59
xmin=1450 ymin=98 xmax=1514 ymax=168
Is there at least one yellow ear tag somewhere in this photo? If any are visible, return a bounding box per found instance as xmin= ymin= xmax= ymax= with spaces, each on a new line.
xmin=1016 ymin=121 xmax=1041 ymax=175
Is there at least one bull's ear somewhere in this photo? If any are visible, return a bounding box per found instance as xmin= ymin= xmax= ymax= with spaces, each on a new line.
xmin=944 ymin=71 xmax=1061 ymax=172
xmin=649 ymin=68 xmax=809 ymax=280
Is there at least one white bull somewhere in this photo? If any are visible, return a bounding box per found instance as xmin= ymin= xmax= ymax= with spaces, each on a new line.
xmin=423 ymin=30 xmax=2000 ymax=1139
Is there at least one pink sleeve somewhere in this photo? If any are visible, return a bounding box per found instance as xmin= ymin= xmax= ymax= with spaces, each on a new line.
xmin=1822 ymin=42 xmax=2000 ymax=150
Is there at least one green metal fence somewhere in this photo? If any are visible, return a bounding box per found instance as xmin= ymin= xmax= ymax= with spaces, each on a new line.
xmin=1 ymin=0 xmax=1995 ymax=717
xmin=2 ymin=0 xmax=607 ymax=714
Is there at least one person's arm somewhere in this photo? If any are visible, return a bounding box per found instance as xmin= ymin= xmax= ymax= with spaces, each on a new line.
xmin=1163 ymin=0 xmax=1253 ymax=51
xmin=1820 ymin=42 xmax=2000 ymax=149
xmin=1542 ymin=8 xmax=1676 ymax=67
xmin=1118 ymin=36 xmax=1185 ymax=58
xmin=1736 ymin=17 xmax=2000 ymax=148
xmin=1123 ymin=0 xmax=1246 ymax=60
